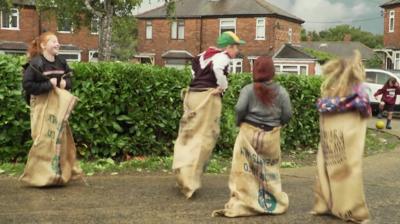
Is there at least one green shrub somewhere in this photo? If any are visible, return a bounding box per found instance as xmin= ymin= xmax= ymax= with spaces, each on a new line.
xmin=0 ymin=55 xmax=322 ymax=162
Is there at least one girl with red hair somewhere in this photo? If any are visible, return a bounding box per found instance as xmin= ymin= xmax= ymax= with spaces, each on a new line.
xmin=20 ymin=32 xmax=82 ymax=187
xmin=213 ymin=56 xmax=292 ymax=217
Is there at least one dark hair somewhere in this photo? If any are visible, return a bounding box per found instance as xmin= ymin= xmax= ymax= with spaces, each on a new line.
xmin=384 ymin=77 xmax=398 ymax=88
xmin=253 ymin=56 xmax=277 ymax=106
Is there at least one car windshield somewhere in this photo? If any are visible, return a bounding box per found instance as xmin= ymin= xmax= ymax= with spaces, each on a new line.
xmin=389 ymin=70 xmax=400 ymax=79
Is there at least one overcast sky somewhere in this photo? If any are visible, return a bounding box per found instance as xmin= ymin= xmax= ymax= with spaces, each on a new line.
xmin=268 ymin=0 xmax=387 ymax=34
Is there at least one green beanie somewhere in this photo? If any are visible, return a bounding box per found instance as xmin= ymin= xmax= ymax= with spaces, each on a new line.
xmin=217 ymin=31 xmax=246 ymax=48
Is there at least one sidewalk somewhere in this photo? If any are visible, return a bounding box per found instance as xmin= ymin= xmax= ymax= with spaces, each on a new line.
xmin=368 ymin=117 xmax=400 ymax=138
xmin=0 ymin=148 xmax=399 ymax=224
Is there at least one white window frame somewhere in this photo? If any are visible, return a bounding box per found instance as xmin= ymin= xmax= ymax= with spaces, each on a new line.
xmin=220 ymin=18 xmax=236 ymax=35
xmin=389 ymin=10 xmax=395 ymax=33
xmin=395 ymin=51 xmax=400 ymax=70
xmin=229 ymin=58 xmax=243 ymax=74
xmin=171 ymin=19 xmax=184 ymax=40
xmin=274 ymin=64 xmax=309 ymax=75
xmin=288 ymin=28 xmax=293 ymax=43
xmin=255 ymin=18 xmax=265 ymax=40
xmin=248 ymin=56 xmax=258 ymax=72
xmin=90 ymin=17 xmax=100 ymax=35
xmin=146 ymin=20 xmax=152 ymax=40
xmin=89 ymin=50 xmax=98 ymax=62
xmin=57 ymin=18 xmax=73 ymax=34
xmin=58 ymin=51 xmax=81 ymax=62
xmin=1 ymin=8 xmax=19 ymax=30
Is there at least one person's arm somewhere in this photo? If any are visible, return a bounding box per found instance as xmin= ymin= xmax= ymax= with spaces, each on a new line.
xmin=374 ymin=88 xmax=384 ymax=97
xmin=235 ymin=86 xmax=250 ymax=126
xmin=280 ymin=87 xmax=293 ymax=125
xmin=23 ymin=64 xmax=53 ymax=95
xmin=212 ymin=53 xmax=230 ymax=91
xmin=59 ymin=57 xmax=72 ymax=90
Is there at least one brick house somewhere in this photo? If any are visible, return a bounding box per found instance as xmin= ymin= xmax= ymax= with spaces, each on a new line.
xmin=0 ymin=0 xmax=99 ymax=62
xmin=379 ymin=0 xmax=400 ymax=69
xmin=136 ymin=0 xmax=304 ymax=73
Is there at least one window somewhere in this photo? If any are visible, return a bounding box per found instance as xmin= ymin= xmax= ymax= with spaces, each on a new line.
xmin=146 ymin=21 xmax=152 ymax=39
xmin=91 ymin=17 xmax=100 ymax=35
xmin=248 ymin=57 xmax=258 ymax=72
xmin=58 ymin=52 xmax=81 ymax=62
xmin=376 ymin=72 xmax=391 ymax=85
xmin=395 ymin=52 xmax=400 ymax=70
xmin=255 ymin=18 xmax=265 ymax=40
xmin=165 ymin=59 xmax=190 ymax=70
xmin=389 ymin=10 xmax=395 ymax=33
xmin=171 ymin=20 xmax=184 ymax=40
xmin=220 ymin=18 xmax=236 ymax=35
xmin=366 ymin=72 xmax=377 ymax=84
xmin=288 ymin=28 xmax=293 ymax=43
xmin=275 ymin=64 xmax=309 ymax=75
xmin=229 ymin=59 xmax=243 ymax=74
xmin=57 ymin=18 xmax=73 ymax=33
xmin=1 ymin=8 xmax=19 ymax=30
xmin=89 ymin=50 xmax=98 ymax=62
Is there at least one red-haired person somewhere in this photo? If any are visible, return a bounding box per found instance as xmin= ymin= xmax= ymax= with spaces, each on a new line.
xmin=20 ymin=32 xmax=82 ymax=187
xmin=374 ymin=78 xmax=400 ymax=129
xmin=213 ymin=56 xmax=292 ymax=217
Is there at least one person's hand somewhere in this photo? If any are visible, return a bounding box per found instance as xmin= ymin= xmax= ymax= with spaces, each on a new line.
xmin=212 ymin=87 xmax=224 ymax=95
xmin=50 ymin=78 xmax=57 ymax=87
xmin=60 ymin=79 xmax=66 ymax=89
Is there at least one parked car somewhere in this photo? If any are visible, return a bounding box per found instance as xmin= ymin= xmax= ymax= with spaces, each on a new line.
xmin=364 ymin=69 xmax=400 ymax=114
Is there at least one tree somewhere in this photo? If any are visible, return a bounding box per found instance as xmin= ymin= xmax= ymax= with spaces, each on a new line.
xmin=304 ymin=25 xmax=383 ymax=49
xmin=0 ymin=0 xmax=12 ymax=12
xmin=34 ymin=0 xmax=175 ymax=61
xmin=112 ymin=16 xmax=138 ymax=61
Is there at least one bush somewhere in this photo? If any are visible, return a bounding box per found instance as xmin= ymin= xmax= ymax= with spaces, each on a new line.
xmin=0 ymin=55 xmax=322 ymax=162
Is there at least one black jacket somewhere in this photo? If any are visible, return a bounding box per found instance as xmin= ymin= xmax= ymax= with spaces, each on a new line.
xmin=22 ymin=55 xmax=72 ymax=102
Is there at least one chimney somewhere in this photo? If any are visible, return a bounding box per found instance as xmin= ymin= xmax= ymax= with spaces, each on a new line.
xmin=344 ymin=34 xmax=352 ymax=42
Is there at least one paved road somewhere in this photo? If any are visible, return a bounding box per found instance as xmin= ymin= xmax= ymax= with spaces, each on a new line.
xmin=368 ymin=117 xmax=400 ymax=138
xmin=1 ymin=147 xmax=399 ymax=224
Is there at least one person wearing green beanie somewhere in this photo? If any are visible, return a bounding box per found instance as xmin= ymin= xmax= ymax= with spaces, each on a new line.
xmin=172 ymin=31 xmax=245 ymax=199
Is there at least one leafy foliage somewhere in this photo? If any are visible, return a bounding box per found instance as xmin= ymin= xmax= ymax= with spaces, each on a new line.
xmin=0 ymin=55 xmax=322 ymax=162
xmin=304 ymin=25 xmax=383 ymax=49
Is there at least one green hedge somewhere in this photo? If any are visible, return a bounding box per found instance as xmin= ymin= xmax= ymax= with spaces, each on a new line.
xmin=0 ymin=55 xmax=322 ymax=162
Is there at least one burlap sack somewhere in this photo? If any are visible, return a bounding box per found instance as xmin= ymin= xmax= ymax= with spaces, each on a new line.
xmin=173 ymin=88 xmax=222 ymax=198
xmin=212 ymin=123 xmax=289 ymax=217
xmin=312 ymin=112 xmax=370 ymax=223
xmin=20 ymin=88 xmax=82 ymax=187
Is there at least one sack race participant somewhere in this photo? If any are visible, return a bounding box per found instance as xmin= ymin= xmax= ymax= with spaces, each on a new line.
xmin=374 ymin=78 xmax=400 ymax=129
xmin=173 ymin=31 xmax=245 ymax=198
xmin=20 ymin=32 xmax=82 ymax=187
xmin=312 ymin=51 xmax=371 ymax=224
xmin=212 ymin=56 xmax=292 ymax=217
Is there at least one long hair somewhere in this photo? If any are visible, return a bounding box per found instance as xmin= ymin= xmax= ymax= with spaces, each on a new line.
xmin=320 ymin=50 xmax=365 ymax=98
xmin=383 ymin=77 xmax=398 ymax=89
xmin=27 ymin=32 xmax=56 ymax=60
xmin=253 ymin=56 xmax=276 ymax=106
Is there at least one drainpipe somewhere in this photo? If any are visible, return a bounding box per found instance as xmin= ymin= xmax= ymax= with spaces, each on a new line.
xmin=199 ymin=16 xmax=203 ymax=53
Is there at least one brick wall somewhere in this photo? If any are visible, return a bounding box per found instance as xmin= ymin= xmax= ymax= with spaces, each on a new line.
xmin=0 ymin=7 xmax=39 ymax=43
xmin=0 ymin=6 xmax=98 ymax=61
xmin=383 ymin=6 xmax=400 ymax=49
xmin=41 ymin=15 xmax=99 ymax=62
xmin=137 ymin=19 xmax=201 ymax=65
xmin=137 ymin=16 xmax=302 ymax=72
